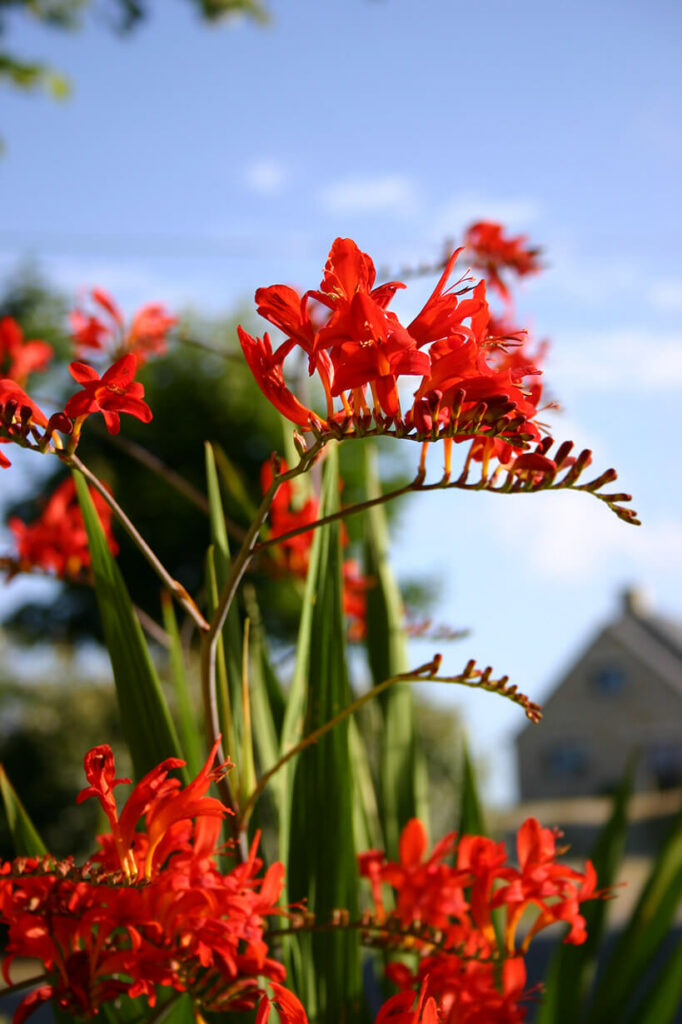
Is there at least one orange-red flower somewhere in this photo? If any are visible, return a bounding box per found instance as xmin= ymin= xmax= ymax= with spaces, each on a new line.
xmin=8 ymin=477 xmax=118 ymax=579
xmin=0 ymin=317 xmax=53 ymax=385
xmin=70 ymin=288 xmax=176 ymax=364
xmin=64 ymin=353 xmax=152 ymax=436
xmin=464 ymin=221 xmax=542 ymax=303
xmin=260 ymin=458 xmax=371 ymax=639
xmin=0 ymin=379 xmax=52 ymax=468
xmin=1 ymin=743 xmax=294 ymax=1021
xmin=360 ymin=817 xmax=605 ymax=1023
xmin=240 ymin=235 xmax=548 ymax=471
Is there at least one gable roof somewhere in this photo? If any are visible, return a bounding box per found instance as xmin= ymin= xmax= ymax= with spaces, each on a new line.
xmin=516 ymin=588 xmax=682 ymax=740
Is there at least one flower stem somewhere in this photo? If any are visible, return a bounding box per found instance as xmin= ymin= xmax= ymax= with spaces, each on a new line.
xmin=66 ymin=452 xmax=209 ymax=632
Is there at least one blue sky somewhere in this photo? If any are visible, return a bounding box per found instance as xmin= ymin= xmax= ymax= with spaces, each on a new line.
xmin=1 ymin=0 xmax=681 ymax=804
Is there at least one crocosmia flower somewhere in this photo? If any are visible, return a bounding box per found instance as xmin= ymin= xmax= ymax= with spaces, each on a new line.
xmin=239 ymin=232 xmax=547 ymax=475
xmin=64 ymin=353 xmax=152 ymax=436
xmin=0 ymin=742 xmax=297 ymax=1021
xmin=359 ymin=817 xmax=606 ymax=1023
xmin=8 ymin=476 xmax=118 ymax=579
xmin=70 ymin=288 xmax=176 ymax=364
xmin=0 ymin=317 xmax=53 ymax=386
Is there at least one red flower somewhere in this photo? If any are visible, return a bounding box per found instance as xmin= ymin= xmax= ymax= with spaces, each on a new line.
xmin=64 ymin=354 xmax=152 ymax=436
xmin=70 ymin=288 xmax=176 ymax=364
xmin=8 ymin=477 xmax=118 ymax=579
xmin=260 ymin=458 xmax=372 ymax=639
xmin=1 ymin=743 xmax=291 ymax=1021
xmin=238 ymin=327 xmax=322 ymax=429
xmin=257 ymin=981 xmax=309 ymax=1023
xmin=0 ymin=317 xmax=53 ymax=385
xmin=240 ymin=237 xmax=549 ymax=469
xmin=0 ymin=379 xmax=50 ymax=468
xmin=464 ymin=221 xmax=541 ymax=303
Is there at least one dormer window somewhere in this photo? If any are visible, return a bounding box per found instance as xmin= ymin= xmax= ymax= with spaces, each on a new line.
xmin=591 ymin=664 xmax=627 ymax=695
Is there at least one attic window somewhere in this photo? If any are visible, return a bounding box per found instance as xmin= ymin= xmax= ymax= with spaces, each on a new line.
xmin=591 ymin=665 xmax=627 ymax=695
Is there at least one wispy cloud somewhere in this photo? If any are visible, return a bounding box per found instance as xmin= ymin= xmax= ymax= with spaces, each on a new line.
xmin=549 ymin=328 xmax=682 ymax=392
xmin=649 ymin=279 xmax=682 ymax=313
xmin=243 ymin=158 xmax=287 ymax=196
xmin=318 ymin=174 xmax=420 ymax=216
xmin=490 ymin=491 xmax=682 ymax=584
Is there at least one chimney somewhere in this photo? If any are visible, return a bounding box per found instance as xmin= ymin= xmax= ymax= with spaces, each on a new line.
xmin=621 ymin=586 xmax=651 ymax=617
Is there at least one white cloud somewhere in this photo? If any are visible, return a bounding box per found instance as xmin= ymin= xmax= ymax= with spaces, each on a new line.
xmin=491 ymin=491 xmax=682 ymax=583
xmin=549 ymin=328 xmax=682 ymax=392
xmin=243 ymin=158 xmax=287 ymax=195
xmin=318 ymin=174 xmax=420 ymax=216
xmin=434 ymin=194 xmax=542 ymax=237
xmin=649 ymin=279 xmax=682 ymax=313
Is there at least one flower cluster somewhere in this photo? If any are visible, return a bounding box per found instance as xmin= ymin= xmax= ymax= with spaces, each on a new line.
xmin=0 ymin=317 xmax=53 ymax=386
xmin=0 ymin=743 xmax=296 ymax=1022
xmin=0 ymin=289 xmax=168 ymax=470
xmin=463 ymin=221 xmax=542 ymax=304
xmin=261 ymin=457 xmax=371 ymax=638
xmin=7 ymin=477 xmax=117 ymax=580
xmin=360 ymin=817 xmax=605 ymax=1023
xmin=238 ymin=230 xmax=548 ymax=475
xmin=70 ymin=288 xmax=176 ymax=364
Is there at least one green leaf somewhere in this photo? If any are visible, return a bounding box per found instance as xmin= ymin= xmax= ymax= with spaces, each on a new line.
xmin=0 ymin=764 xmax=47 ymax=857
xmin=627 ymin=932 xmax=682 ymax=1024
xmin=242 ymin=584 xmax=284 ymax=816
xmin=160 ymin=592 xmax=203 ymax=778
xmin=585 ymin=799 xmax=682 ymax=1024
xmin=205 ymin=443 xmax=244 ymax=743
xmin=363 ymin=443 xmax=428 ymax=855
xmin=283 ymin=443 xmax=365 ymax=1022
xmin=457 ymin=736 xmax=486 ymax=836
xmin=73 ymin=470 xmax=185 ymax=782
xmin=537 ymin=760 xmax=634 ymax=1024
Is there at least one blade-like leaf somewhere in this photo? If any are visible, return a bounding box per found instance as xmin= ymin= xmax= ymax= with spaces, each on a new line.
xmin=537 ymin=760 xmax=634 ymax=1024
xmin=284 ymin=443 xmax=365 ymax=1022
xmin=363 ymin=443 xmax=428 ymax=854
xmin=457 ymin=736 xmax=486 ymax=837
xmin=0 ymin=764 xmax=46 ymax=857
xmin=585 ymin=800 xmax=682 ymax=1024
xmin=160 ymin=592 xmax=203 ymax=778
xmin=73 ymin=470 xmax=185 ymax=782
xmin=205 ymin=443 xmax=244 ymax=743
xmin=626 ymin=932 xmax=682 ymax=1024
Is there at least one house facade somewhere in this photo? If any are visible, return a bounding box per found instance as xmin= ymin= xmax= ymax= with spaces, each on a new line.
xmin=516 ymin=589 xmax=682 ymax=803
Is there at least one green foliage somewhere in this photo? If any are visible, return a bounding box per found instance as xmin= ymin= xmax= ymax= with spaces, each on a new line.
xmin=74 ymin=469 xmax=186 ymax=782
xmin=0 ymin=762 xmax=46 ymax=857
xmin=0 ymin=674 xmax=122 ymax=859
xmin=363 ymin=442 xmax=429 ymax=856
xmin=284 ymin=444 xmax=365 ymax=1022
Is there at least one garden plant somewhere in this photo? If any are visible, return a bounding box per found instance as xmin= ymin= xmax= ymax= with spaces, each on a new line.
xmin=0 ymin=224 xmax=678 ymax=1023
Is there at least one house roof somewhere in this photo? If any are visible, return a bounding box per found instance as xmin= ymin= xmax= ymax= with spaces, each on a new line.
xmin=516 ymin=588 xmax=682 ymax=740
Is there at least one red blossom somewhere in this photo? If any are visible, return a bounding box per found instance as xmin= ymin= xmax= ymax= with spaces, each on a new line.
xmin=8 ymin=477 xmax=118 ymax=579
xmin=70 ymin=289 xmax=176 ymax=364
xmin=0 ymin=379 xmax=50 ymax=468
xmin=64 ymin=353 xmax=152 ymax=436
xmin=1 ymin=743 xmax=293 ymax=1021
xmin=360 ymin=816 xmax=606 ymax=1021
xmin=240 ymin=236 xmax=549 ymax=471
xmin=464 ymin=221 xmax=542 ymax=303
xmin=0 ymin=317 xmax=53 ymax=385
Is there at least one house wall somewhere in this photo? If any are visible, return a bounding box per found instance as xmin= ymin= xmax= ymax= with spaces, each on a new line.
xmin=516 ymin=625 xmax=682 ymax=801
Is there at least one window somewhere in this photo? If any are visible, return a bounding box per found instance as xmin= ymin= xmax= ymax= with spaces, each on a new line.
xmin=546 ymin=743 xmax=589 ymax=779
xmin=590 ymin=664 xmax=627 ymax=695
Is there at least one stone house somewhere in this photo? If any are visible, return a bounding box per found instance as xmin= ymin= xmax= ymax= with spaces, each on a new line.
xmin=516 ymin=589 xmax=682 ymax=804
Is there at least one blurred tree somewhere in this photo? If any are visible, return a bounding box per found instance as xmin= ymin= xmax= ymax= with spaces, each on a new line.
xmin=0 ymin=0 xmax=268 ymax=125
xmin=1 ymin=267 xmax=412 ymax=644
